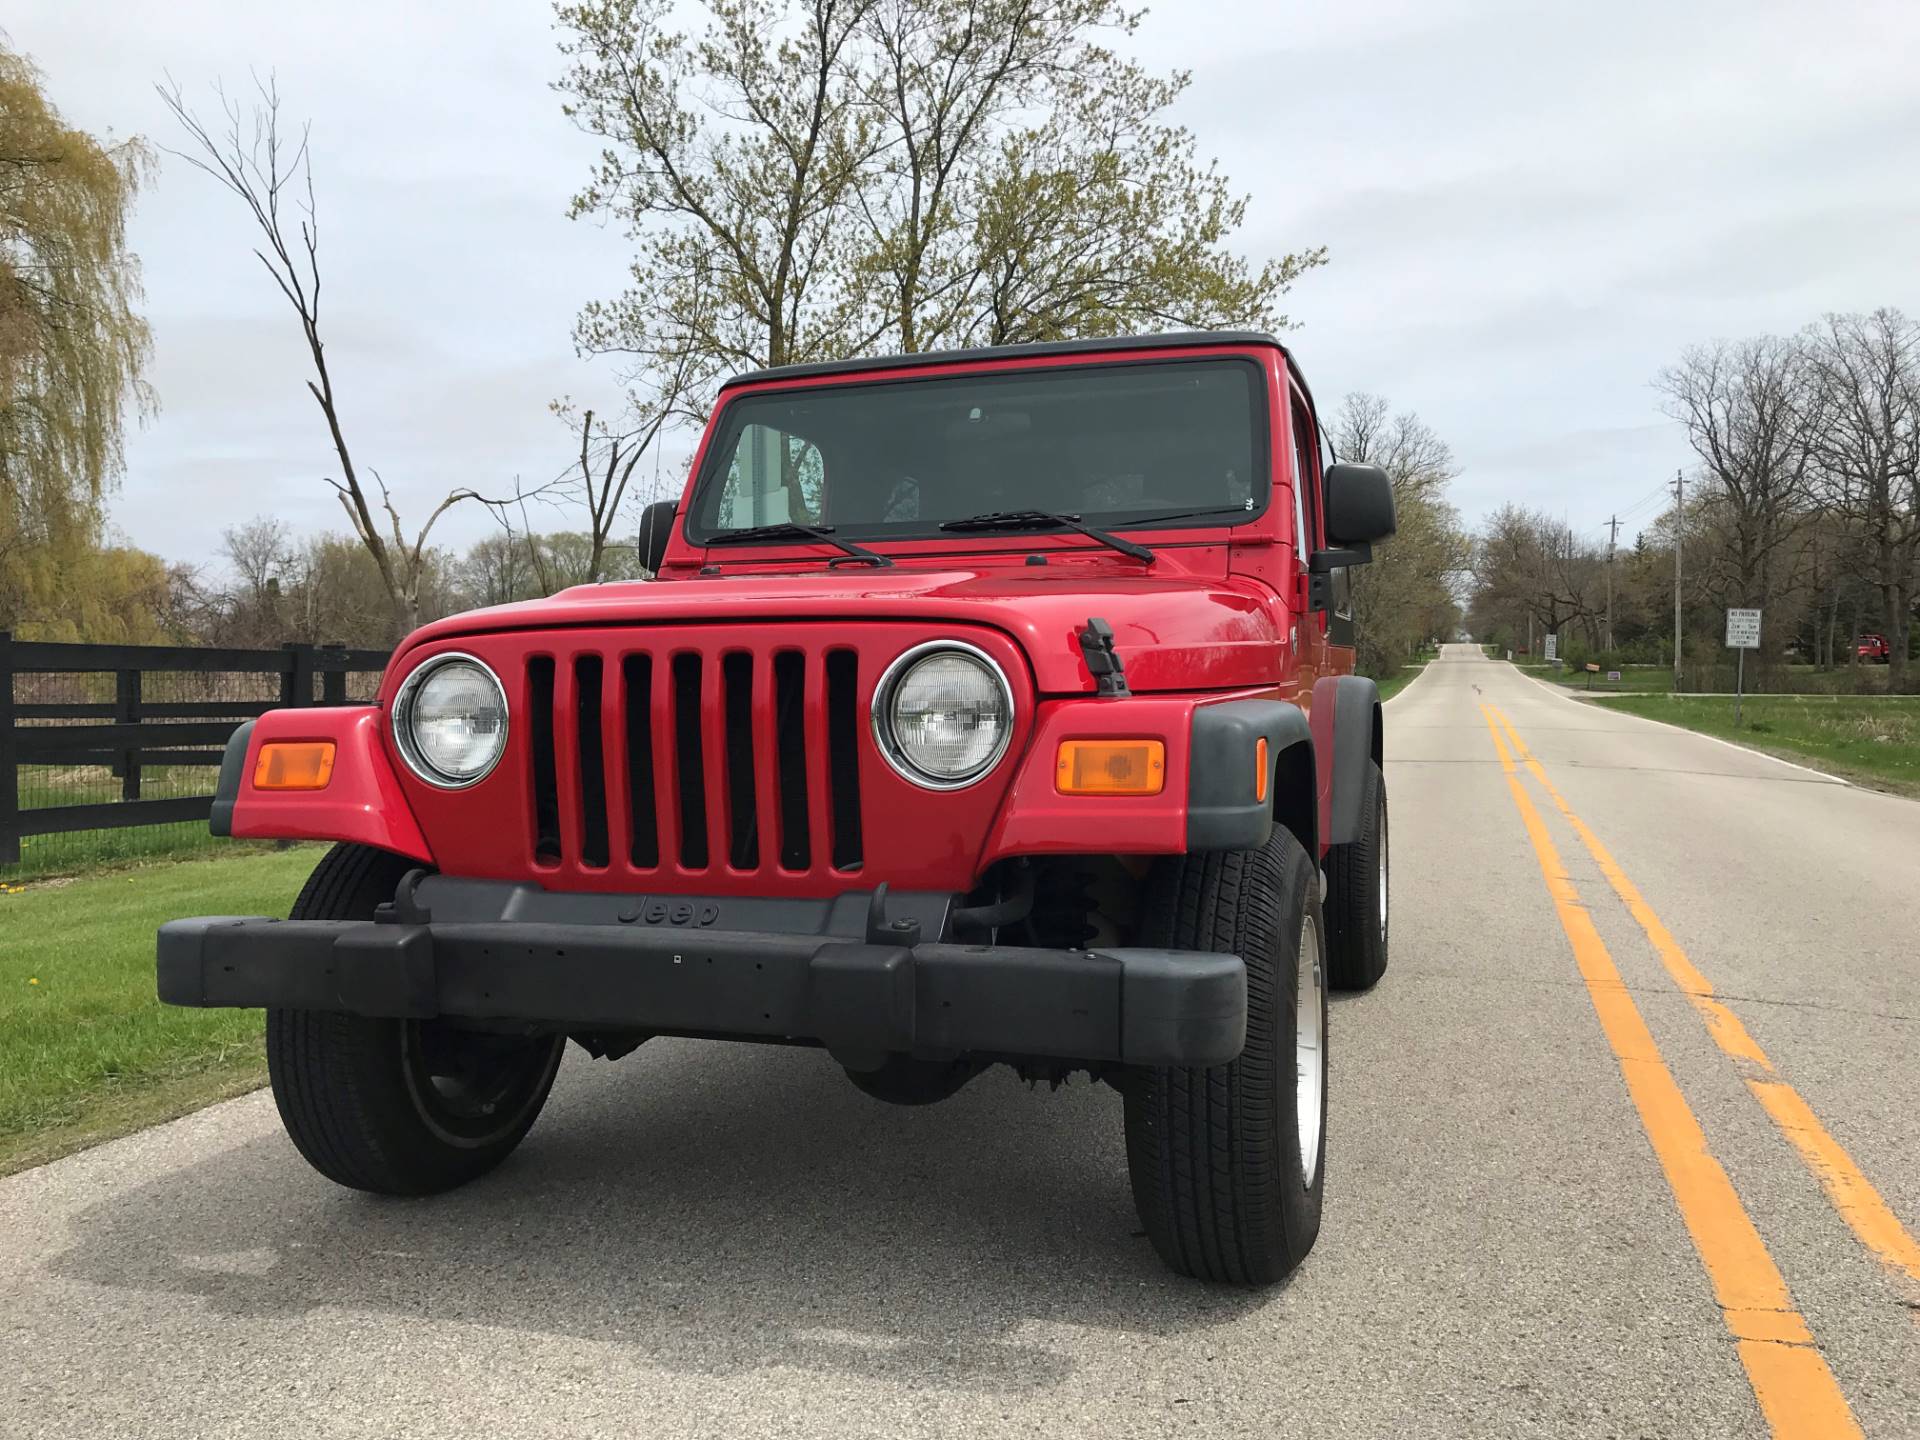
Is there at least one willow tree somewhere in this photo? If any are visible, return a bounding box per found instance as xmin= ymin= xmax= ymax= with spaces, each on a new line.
xmin=556 ymin=0 xmax=1321 ymax=399
xmin=0 ymin=43 xmax=154 ymax=629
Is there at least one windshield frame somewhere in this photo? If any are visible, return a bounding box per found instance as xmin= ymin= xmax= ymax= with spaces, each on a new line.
xmin=682 ymin=355 xmax=1273 ymax=549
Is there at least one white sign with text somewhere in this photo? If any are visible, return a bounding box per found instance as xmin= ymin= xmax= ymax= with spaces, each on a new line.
xmin=1725 ymin=608 xmax=1761 ymax=650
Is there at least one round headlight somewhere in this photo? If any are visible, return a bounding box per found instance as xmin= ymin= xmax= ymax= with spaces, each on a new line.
xmin=393 ymin=654 xmax=508 ymax=788
xmin=872 ymin=642 xmax=1014 ymax=789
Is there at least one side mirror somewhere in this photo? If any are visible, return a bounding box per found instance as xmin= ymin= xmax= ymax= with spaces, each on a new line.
xmin=1324 ymin=462 xmax=1396 ymax=548
xmin=638 ymin=499 xmax=676 ymax=575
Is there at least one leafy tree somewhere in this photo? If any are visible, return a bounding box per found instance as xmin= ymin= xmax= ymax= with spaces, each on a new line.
xmin=1331 ymin=394 xmax=1468 ymax=678
xmin=0 ymin=41 xmax=154 ymax=630
xmin=557 ymin=0 xmax=877 ymax=393
xmin=555 ymin=0 xmax=1320 ymax=402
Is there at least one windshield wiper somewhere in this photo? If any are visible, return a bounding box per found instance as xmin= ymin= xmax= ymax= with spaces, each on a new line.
xmin=704 ymin=521 xmax=893 ymax=568
xmin=937 ymin=509 xmax=1155 ymax=563
xmin=1114 ymin=502 xmax=1259 ymax=528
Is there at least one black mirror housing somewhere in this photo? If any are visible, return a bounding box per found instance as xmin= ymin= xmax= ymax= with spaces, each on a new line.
xmin=638 ymin=499 xmax=676 ymax=575
xmin=1324 ymin=463 xmax=1396 ymax=546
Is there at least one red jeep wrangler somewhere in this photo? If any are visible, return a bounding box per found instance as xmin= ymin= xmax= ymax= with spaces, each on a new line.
xmin=1857 ymin=632 xmax=1891 ymax=663
xmin=158 ymin=331 xmax=1395 ymax=1285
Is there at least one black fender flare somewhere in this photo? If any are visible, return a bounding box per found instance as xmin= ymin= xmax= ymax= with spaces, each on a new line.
xmin=1313 ymin=675 xmax=1381 ymax=848
xmin=208 ymin=719 xmax=257 ymax=839
xmin=1186 ymin=699 xmax=1313 ymax=852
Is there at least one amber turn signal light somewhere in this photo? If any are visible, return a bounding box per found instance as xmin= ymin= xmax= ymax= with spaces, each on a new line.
xmin=1255 ymin=736 xmax=1269 ymax=803
xmin=1056 ymin=739 xmax=1166 ymax=795
xmin=253 ymin=741 xmax=336 ymax=791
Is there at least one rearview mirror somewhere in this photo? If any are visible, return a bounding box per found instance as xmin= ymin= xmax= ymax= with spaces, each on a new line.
xmin=638 ymin=499 xmax=676 ymax=575
xmin=1324 ymin=463 xmax=1396 ymax=548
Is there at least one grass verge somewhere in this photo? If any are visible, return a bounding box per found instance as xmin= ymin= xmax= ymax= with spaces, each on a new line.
xmin=0 ymin=845 xmax=322 ymax=1175
xmin=1591 ymin=694 xmax=1920 ymax=795
xmin=1375 ymin=650 xmax=1438 ymax=703
xmin=1518 ymin=662 xmax=1896 ymax=697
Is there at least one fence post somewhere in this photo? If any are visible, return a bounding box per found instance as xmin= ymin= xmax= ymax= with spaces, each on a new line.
xmin=319 ymin=642 xmax=347 ymax=705
xmin=115 ymin=667 xmax=143 ymax=801
xmin=282 ymin=642 xmax=316 ymax=708
xmin=0 ymin=632 xmax=18 ymax=866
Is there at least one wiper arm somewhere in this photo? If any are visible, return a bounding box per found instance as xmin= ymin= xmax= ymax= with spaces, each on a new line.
xmin=704 ymin=521 xmax=893 ymax=568
xmin=1116 ymin=502 xmax=1259 ymax=528
xmin=937 ymin=509 xmax=1155 ymax=563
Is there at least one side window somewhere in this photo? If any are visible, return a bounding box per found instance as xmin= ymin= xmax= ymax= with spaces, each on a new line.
xmin=1290 ymin=407 xmax=1320 ymax=568
xmin=1288 ymin=399 xmax=1318 ymax=563
xmin=715 ymin=423 xmax=826 ymax=528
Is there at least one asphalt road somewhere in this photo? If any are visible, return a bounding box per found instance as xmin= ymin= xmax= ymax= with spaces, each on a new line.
xmin=4 ymin=644 xmax=1918 ymax=1438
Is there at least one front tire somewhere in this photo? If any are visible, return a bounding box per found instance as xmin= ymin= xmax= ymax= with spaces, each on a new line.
xmin=266 ymin=843 xmax=563 ymax=1196
xmin=1123 ymin=825 xmax=1327 ymax=1285
xmin=1324 ymin=760 xmax=1389 ymax=990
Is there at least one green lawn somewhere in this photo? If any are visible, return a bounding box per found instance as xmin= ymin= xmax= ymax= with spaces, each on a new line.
xmin=0 ymin=845 xmax=322 ymax=1175
xmin=1515 ymin=662 xmax=1677 ymax=693
xmin=1592 ymin=694 xmax=1920 ymax=794
xmin=1517 ymin=660 xmax=1895 ymax=697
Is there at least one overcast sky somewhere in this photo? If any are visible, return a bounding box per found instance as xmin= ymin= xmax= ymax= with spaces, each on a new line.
xmin=10 ymin=0 xmax=1919 ymax=573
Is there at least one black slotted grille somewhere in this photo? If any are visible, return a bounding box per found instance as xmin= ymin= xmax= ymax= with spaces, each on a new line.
xmin=773 ymin=650 xmax=809 ymax=870
xmin=621 ymin=654 xmax=659 ymax=867
xmin=574 ymin=656 xmax=609 ymax=869
xmin=671 ymin=652 xmax=708 ymax=870
xmin=530 ymin=643 xmax=861 ymax=877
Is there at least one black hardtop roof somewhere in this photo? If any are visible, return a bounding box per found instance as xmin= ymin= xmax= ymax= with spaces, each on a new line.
xmin=719 ymin=329 xmax=1294 ymax=391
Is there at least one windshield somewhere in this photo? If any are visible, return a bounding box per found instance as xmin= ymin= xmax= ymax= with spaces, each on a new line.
xmin=685 ymin=358 xmax=1267 ymax=544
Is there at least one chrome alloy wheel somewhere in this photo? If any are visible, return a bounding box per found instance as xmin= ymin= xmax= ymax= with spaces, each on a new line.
xmin=1295 ymin=908 xmax=1326 ymax=1187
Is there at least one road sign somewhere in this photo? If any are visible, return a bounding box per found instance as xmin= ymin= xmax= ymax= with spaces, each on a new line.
xmin=1725 ymin=607 xmax=1761 ymax=725
xmin=1543 ymin=634 xmax=1558 ymax=662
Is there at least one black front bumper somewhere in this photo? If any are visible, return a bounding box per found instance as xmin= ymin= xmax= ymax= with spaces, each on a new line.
xmin=156 ymin=877 xmax=1246 ymax=1068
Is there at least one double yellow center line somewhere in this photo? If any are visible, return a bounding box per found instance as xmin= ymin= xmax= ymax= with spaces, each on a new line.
xmin=1479 ymin=702 xmax=1918 ymax=1438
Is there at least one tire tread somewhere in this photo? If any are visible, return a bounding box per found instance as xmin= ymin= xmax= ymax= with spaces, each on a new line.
xmin=266 ymin=843 xmax=558 ymax=1196
xmin=1125 ymin=830 xmax=1323 ymax=1285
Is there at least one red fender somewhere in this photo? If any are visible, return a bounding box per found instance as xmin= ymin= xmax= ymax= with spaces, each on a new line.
xmin=228 ymin=707 xmax=433 ymax=864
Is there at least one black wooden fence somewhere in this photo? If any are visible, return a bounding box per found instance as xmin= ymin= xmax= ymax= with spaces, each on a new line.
xmin=1 ymin=633 xmax=389 ymax=866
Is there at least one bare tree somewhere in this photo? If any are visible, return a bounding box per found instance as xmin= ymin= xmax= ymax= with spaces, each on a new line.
xmin=1803 ymin=308 xmax=1920 ymax=688
xmin=1469 ymin=504 xmax=1606 ymax=650
xmin=221 ymin=516 xmax=290 ymax=599
xmin=550 ymin=325 xmax=700 ymax=580
xmin=158 ymin=76 xmax=514 ymax=638
xmin=1656 ymin=336 xmax=1815 ymax=655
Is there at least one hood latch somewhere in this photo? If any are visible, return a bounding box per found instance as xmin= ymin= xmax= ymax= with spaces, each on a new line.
xmin=1078 ymin=617 xmax=1130 ymax=697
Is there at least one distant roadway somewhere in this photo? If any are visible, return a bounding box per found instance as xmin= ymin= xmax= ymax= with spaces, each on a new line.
xmin=3 ymin=645 xmax=1917 ymax=1438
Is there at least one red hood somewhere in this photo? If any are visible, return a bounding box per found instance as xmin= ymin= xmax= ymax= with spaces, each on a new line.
xmin=395 ymin=558 xmax=1285 ymax=694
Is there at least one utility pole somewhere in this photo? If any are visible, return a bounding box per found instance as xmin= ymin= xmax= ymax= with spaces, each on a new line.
xmin=1605 ymin=514 xmax=1619 ymax=651
xmin=1671 ymin=470 xmax=1684 ymax=692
